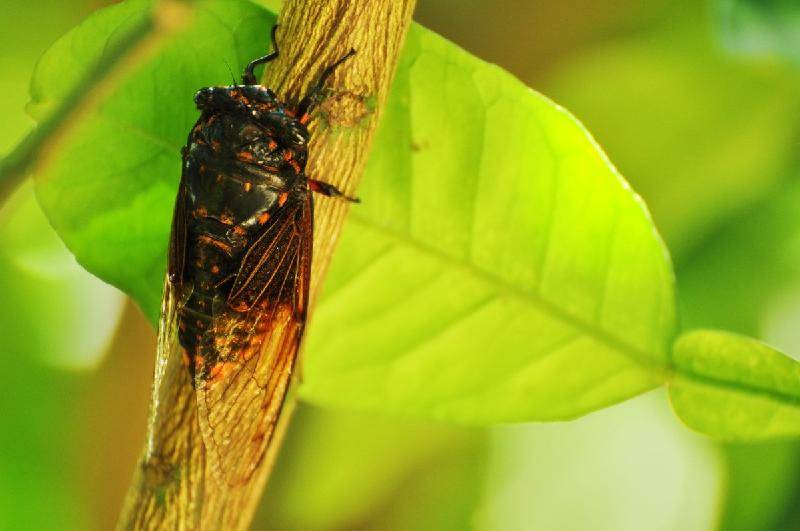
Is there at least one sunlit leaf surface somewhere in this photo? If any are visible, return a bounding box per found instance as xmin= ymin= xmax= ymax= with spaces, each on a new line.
xmin=302 ymin=26 xmax=675 ymax=422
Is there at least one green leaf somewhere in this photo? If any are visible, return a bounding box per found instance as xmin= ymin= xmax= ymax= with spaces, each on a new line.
xmin=670 ymin=330 xmax=800 ymax=441
xmin=716 ymin=0 xmax=800 ymax=66
xmin=29 ymin=0 xmax=675 ymax=423
xmin=674 ymin=162 xmax=800 ymax=531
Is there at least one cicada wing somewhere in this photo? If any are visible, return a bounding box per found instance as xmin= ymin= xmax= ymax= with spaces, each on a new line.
xmin=168 ymin=181 xmax=188 ymax=286
xmin=195 ymin=193 xmax=312 ymax=486
xmin=143 ymin=274 xmax=197 ymax=466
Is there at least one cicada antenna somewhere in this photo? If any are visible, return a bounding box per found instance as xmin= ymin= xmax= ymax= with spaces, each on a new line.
xmin=242 ymin=24 xmax=280 ymax=85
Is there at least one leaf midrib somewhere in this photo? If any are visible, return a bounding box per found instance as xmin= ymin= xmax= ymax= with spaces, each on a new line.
xmin=345 ymin=212 xmax=670 ymax=376
xmin=674 ymin=365 xmax=800 ymax=408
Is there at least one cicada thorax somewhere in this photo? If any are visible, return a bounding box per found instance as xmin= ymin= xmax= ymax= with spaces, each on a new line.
xmin=177 ymin=90 xmax=310 ymax=381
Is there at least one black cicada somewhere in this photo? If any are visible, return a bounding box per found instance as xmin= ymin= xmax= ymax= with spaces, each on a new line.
xmin=164 ymin=27 xmax=356 ymax=485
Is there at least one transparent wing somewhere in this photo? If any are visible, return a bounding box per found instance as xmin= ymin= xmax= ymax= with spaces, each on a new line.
xmin=195 ymin=193 xmax=311 ymax=486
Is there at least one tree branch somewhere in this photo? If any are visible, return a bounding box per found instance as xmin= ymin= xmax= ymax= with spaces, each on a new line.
xmin=117 ymin=1 xmax=415 ymax=529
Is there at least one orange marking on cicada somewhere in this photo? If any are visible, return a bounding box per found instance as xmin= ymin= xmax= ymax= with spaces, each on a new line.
xmin=197 ymin=234 xmax=233 ymax=255
xmin=278 ymin=192 xmax=288 ymax=207
xmin=238 ymin=150 xmax=255 ymax=163
xmin=243 ymin=181 xmax=253 ymax=192
xmin=258 ymin=211 xmax=270 ymax=225
xmin=211 ymin=264 xmax=220 ymax=274
xmin=257 ymin=102 xmax=275 ymax=114
xmin=230 ymin=300 xmax=250 ymax=312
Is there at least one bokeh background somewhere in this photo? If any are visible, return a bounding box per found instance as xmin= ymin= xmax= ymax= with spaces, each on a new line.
xmin=1 ymin=0 xmax=799 ymax=529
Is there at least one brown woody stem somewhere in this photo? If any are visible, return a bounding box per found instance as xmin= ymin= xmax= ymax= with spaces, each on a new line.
xmin=262 ymin=0 xmax=415 ymax=299
xmin=117 ymin=1 xmax=415 ymax=530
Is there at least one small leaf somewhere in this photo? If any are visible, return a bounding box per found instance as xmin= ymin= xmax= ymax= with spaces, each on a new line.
xmin=670 ymin=330 xmax=800 ymax=440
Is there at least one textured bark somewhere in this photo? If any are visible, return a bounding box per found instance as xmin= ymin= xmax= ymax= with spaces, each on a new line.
xmin=118 ymin=0 xmax=415 ymax=529
xmin=261 ymin=0 xmax=415 ymax=299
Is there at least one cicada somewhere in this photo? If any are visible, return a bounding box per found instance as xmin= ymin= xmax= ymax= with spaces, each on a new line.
xmin=165 ymin=27 xmax=356 ymax=485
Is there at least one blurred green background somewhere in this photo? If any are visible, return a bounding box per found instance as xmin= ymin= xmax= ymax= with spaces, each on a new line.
xmin=1 ymin=0 xmax=800 ymax=529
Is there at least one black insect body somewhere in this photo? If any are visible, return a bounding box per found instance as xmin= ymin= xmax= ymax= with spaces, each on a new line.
xmin=166 ymin=28 xmax=356 ymax=484
xmin=174 ymin=86 xmax=306 ymax=377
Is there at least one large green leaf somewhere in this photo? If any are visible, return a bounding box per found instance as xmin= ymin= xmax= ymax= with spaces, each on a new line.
xmin=670 ymin=330 xmax=800 ymax=441
xmin=301 ymin=25 xmax=675 ymax=422
xmin=28 ymin=0 xmax=675 ymax=423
